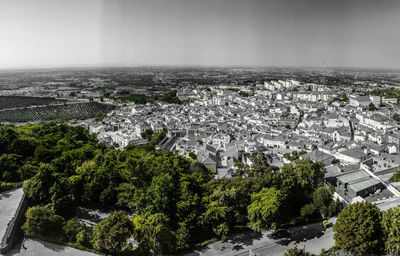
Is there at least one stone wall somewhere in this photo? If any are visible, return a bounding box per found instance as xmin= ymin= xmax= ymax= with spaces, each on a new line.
xmin=0 ymin=193 xmax=28 ymax=254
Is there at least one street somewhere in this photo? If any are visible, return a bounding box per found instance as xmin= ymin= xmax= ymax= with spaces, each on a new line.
xmin=185 ymin=217 xmax=336 ymax=256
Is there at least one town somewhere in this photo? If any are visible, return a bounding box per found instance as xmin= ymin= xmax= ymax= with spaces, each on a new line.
xmin=71 ymin=74 xmax=400 ymax=209
xmin=1 ymin=67 xmax=400 ymax=255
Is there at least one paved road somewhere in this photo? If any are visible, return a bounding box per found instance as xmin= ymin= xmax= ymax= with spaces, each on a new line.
xmin=186 ymin=217 xmax=336 ymax=256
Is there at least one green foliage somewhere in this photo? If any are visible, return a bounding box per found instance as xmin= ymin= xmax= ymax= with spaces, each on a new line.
xmin=95 ymin=113 xmax=106 ymax=122
xmin=225 ymin=88 xmax=239 ymax=92
xmin=333 ymin=202 xmax=383 ymax=256
xmin=281 ymin=159 xmax=325 ymax=194
xmin=141 ymin=128 xmax=154 ymax=141
xmin=92 ymin=211 xmax=133 ymax=254
xmin=283 ymin=246 xmax=316 ymax=256
xmin=0 ymin=181 xmax=19 ymax=192
xmin=1 ymin=123 xmax=337 ymax=254
xmin=313 ymin=186 xmax=341 ymax=219
xmin=201 ymin=177 xmax=254 ymax=238
xmin=391 ymin=169 xmax=400 ymax=182
xmin=34 ymin=146 xmax=53 ymax=163
xmin=0 ymin=154 xmax=22 ymax=181
xmin=23 ymin=163 xmax=56 ymax=204
xmin=393 ymin=113 xmax=400 ymax=122
xmin=369 ymin=87 xmax=400 ymax=104
xmin=283 ymin=151 xmax=299 ymax=161
xmin=120 ymin=90 xmax=182 ymax=104
xmin=298 ymin=150 xmax=307 ymax=155
xmin=368 ymin=102 xmax=377 ymax=111
xmin=382 ymin=206 xmax=400 ymax=256
xmin=300 ymin=203 xmax=319 ymax=221
xmin=1 ymin=123 xmax=96 ymax=184
xmin=120 ymin=94 xmax=148 ymax=104
xmin=189 ymin=151 xmax=197 ymax=160
xmin=150 ymin=131 xmax=166 ymax=147
xmin=133 ymin=213 xmax=175 ymax=255
xmin=156 ymin=90 xmax=182 ymax=104
xmin=248 ymin=187 xmax=283 ymax=231
xmin=23 ymin=205 xmax=65 ymax=241
xmin=50 ymin=182 xmax=76 ymax=218
xmin=331 ymin=159 xmax=340 ymax=165
xmin=137 ymin=172 xmax=176 ymax=215
xmin=75 ymin=230 xmax=92 ymax=249
xmin=64 ymin=218 xmax=82 ymax=243
xmin=239 ymin=91 xmax=249 ymax=97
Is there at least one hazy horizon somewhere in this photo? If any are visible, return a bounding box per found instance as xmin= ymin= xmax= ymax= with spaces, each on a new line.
xmin=1 ymin=0 xmax=400 ymax=70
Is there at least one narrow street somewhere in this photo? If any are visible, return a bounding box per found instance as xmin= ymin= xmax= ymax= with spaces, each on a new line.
xmin=185 ymin=217 xmax=336 ymax=256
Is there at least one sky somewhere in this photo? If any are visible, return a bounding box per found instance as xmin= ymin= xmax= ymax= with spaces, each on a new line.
xmin=1 ymin=0 xmax=400 ymax=69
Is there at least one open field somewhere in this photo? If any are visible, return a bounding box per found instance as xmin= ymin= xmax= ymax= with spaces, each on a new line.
xmin=0 ymin=96 xmax=66 ymax=110
xmin=0 ymin=102 xmax=114 ymax=122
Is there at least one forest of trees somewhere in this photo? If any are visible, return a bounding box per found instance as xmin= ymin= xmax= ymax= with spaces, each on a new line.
xmin=0 ymin=123 xmax=341 ymax=255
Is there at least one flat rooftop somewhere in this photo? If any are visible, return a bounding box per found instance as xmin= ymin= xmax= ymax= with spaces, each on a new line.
xmin=337 ymin=170 xmax=369 ymax=184
xmin=0 ymin=188 xmax=24 ymax=244
xmin=348 ymin=177 xmax=381 ymax=193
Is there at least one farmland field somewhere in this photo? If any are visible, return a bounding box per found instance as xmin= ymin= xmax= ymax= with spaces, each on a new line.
xmin=0 ymin=96 xmax=66 ymax=110
xmin=0 ymin=102 xmax=114 ymax=122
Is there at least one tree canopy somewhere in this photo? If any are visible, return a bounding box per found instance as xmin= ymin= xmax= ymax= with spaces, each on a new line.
xmin=382 ymin=206 xmax=400 ymax=256
xmin=248 ymin=187 xmax=283 ymax=231
xmin=2 ymin=123 xmax=339 ymax=255
xmin=283 ymin=246 xmax=316 ymax=256
xmin=333 ymin=202 xmax=383 ymax=256
xmin=92 ymin=211 xmax=133 ymax=254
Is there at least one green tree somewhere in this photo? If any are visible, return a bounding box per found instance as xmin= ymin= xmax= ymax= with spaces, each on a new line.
xmin=341 ymin=93 xmax=349 ymax=101
xmin=312 ymin=186 xmax=339 ymax=219
xmin=239 ymin=91 xmax=249 ymax=97
xmin=300 ymin=203 xmax=319 ymax=221
xmin=0 ymin=154 xmax=22 ymax=181
xmin=133 ymin=213 xmax=175 ymax=255
xmin=201 ymin=199 xmax=228 ymax=239
xmin=23 ymin=205 xmax=65 ymax=241
xmin=333 ymin=202 xmax=383 ymax=256
xmin=64 ymin=218 xmax=82 ymax=243
xmin=382 ymin=206 xmax=400 ymax=256
xmin=23 ymin=163 xmax=56 ymax=204
xmin=34 ymin=146 xmax=53 ymax=163
xmin=368 ymin=103 xmax=377 ymax=111
xmin=10 ymin=137 xmax=37 ymax=158
xmin=50 ymin=182 xmax=75 ymax=217
xmin=281 ymin=159 xmax=325 ymax=194
xmin=283 ymin=246 xmax=316 ymax=256
xmin=141 ymin=128 xmax=154 ymax=141
xmin=391 ymin=169 xmax=400 ymax=182
xmin=75 ymin=230 xmax=92 ymax=249
xmin=150 ymin=131 xmax=166 ymax=147
xmin=248 ymin=187 xmax=283 ymax=231
xmin=17 ymin=164 xmax=39 ymax=180
xmin=92 ymin=211 xmax=133 ymax=254
xmin=393 ymin=113 xmax=400 ymax=122
xmin=135 ymin=172 xmax=176 ymax=215
xmin=189 ymin=151 xmax=197 ymax=160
